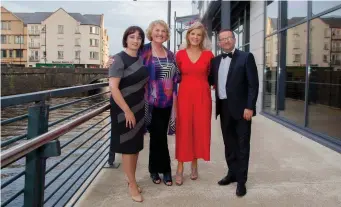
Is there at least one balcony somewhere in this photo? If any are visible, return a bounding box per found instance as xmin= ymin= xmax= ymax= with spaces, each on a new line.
xmin=29 ymin=56 xmax=40 ymax=62
xmin=331 ymin=60 xmax=341 ymax=65
xmin=28 ymin=30 xmax=40 ymax=36
xmin=29 ymin=43 xmax=40 ymax=49
xmin=332 ymin=47 xmax=341 ymax=52
xmin=332 ymin=34 xmax=341 ymax=40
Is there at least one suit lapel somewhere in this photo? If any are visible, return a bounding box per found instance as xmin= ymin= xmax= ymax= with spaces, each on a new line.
xmin=214 ymin=54 xmax=222 ymax=86
xmin=226 ymin=49 xmax=239 ymax=84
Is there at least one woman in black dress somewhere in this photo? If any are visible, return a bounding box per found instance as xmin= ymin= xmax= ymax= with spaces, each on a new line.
xmin=108 ymin=26 xmax=148 ymax=202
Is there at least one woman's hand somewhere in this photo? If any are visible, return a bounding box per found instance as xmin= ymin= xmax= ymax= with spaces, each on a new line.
xmin=125 ymin=110 xmax=136 ymax=129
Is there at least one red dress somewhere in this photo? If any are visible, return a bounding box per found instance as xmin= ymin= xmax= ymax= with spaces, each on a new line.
xmin=175 ymin=49 xmax=214 ymax=162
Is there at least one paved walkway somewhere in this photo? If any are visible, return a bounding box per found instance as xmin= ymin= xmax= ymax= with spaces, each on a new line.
xmin=75 ymin=115 xmax=341 ymax=207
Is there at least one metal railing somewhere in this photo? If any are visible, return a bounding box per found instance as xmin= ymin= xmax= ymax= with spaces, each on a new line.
xmin=1 ymin=83 xmax=119 ymax=207
xmin=28 ymin=43 xmax=40 ymax=48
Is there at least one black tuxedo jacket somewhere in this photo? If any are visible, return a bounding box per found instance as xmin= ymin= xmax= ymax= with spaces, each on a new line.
xmin=208 ymin=49 xmax=259 ymax=119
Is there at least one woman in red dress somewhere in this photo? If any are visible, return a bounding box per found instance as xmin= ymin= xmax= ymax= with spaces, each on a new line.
xmin=175 ymin=22 xmax=214 ymax=185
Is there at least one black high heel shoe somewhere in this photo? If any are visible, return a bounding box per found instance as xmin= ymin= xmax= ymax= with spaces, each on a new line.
xmin=150 ymin=173 xmax=161 ymax=184
xmin=163 ymin=172 xmax=173 ymax=186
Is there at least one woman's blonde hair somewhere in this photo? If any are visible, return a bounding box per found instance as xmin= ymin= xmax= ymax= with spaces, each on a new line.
xmin=146 ymin=20 xmax=170 ymax=42
xmin=184 ymin=21 xmax=212 ymax=50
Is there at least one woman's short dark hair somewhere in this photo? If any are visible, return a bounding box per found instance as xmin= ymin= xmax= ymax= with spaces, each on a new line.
xmin=122 ymin=26 xmax=145 ymax=50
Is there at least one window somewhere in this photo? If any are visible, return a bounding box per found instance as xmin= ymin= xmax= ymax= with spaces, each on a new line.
xmin=263 ymin=34 xmax=278 ymax=115
xmin=283 ymin=1 xmax=307 ymax=28
xmin=308 ymin=8 xmax=341 ymax=139
xmin=1 ymin=35 xmax=7 ymax=44
xmin=1 ymin=50 xmax=7 ymax=58
xmin=9 ymin=50 xmax=13 ymax=58
xmin=75 ymin=38 xmax=80 ymax=46
xmin=90 ymin=51 xmax=99 ymax=60
xmin=57 ymin=38 xmax=64 ymax=46
xmin=312 ymin=1 xmax=341 ymax=16
xmin=232 ymin=4 xmax=250 ymax=52
xmin=90 ymin=26 xmax=99 ymax=34
xmin=75 ymin=26 xmax=80 ymax=34
xmin=265 ymin=1 xmax=341 ymax=141
xmin=14 ymin=50 xmax=23 ymax=58
xmin=58 ymin=51 xmax=64 ymax=59
xmin=75 ymin=51 xmax=80 ymax=59
xmin=278 ymin=23 xmax=308 ymax=126
xmin=323 ymin=55 xmax=328 ymax=62
xmin=58 ymin=25 xmax=64 ymax=34
xmin=14 ymin=36 xmax=24 ymax=44
xmin=266 ymin=0 xmax=279 ymax=35
xmin=90 ymin=39 xmax=99 ymax=47
xmin=324 ymin=28 xmax=330 ymax=37
xmin=1 ymin=21 xmax=11 ymax=30
xmin=294 ymin=54 xmax=301 ymax=62
xmin=324 ymin=43 xmax=329 ymax=50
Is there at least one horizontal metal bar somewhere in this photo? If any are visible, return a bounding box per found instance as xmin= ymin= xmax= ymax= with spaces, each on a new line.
xmin=49 ymin=91 xmax=110 ymax=111
xmin=52 ymin=144 xmax=110 ymax=206
xmin=1 ymin=171 xmax=25 ymax=189
xmin=309 ymin=82 xmax=341 ymax=86
xmin=1 ymin=134 xmax=27 ymax=148
xmin=60 ymin=114 xmax=110 ymax=149
xmin=1 ymin=188 xmax=24 ymax=207
xmin=48 ymin=99 xmax=108 ymax=127
xmin=1 ymin=83 xmax=108 ymax=108
xmin=45 ymin=117 xmax=109 ymax=174
xmin=1 ymin=104 xmax=110 ymax=167
xmin=69 ymin=152 xmax=108 ymax=207
xmin=45 ymin=136 xmax=110 ymax=204
xmin=45 ymin=123 xmax=110 ymax=177
xmin=1 ymin=114 xmax=28 ymax=126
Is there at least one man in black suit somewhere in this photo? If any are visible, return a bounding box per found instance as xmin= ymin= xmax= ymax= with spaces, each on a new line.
xmin=209 ymin=29 xmax=259 ymax=197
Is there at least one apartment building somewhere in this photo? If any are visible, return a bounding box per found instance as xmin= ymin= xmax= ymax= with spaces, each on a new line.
xmin=1 ymin=7 xmax=109 ymax=68
xmin=1 ymin=7 xmax=27 ymax=67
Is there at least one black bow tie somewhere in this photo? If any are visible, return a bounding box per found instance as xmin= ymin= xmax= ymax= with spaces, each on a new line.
xmin=222 ymin=52 xmax=233 ymax=59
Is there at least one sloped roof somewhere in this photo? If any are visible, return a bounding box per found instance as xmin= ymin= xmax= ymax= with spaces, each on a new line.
xmin=321 ymin=17 xmax=341 ymax=28
xmin=83 ymin=14 xmax=102 ymax=26
xmin=14 ymin=12 xmax=51 ymax=24
xmin=13 ymin=11 xmax=101 ymax=26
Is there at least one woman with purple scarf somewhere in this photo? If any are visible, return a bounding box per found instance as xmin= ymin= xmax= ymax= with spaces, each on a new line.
xmin=139 ymin=20 xmax=180 ymax=186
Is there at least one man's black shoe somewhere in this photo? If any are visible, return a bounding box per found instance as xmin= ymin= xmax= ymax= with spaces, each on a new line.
xmin=217 ymin=175 xmax=236 ymax=186
xmin=236 ymin=183 xmax=247 ymax=197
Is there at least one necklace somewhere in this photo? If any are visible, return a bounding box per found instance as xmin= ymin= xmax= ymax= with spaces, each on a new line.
xmin=152 ymin=46 xmax=169 ymax=70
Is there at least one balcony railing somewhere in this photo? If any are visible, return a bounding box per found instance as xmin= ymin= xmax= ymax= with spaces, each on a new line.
xmin=0 ymin=83 xmax=112 ymax=207
xmin=29 ymin=43 xmax=40 ymax=48
xmin=332 ymin=47 xmax=341 ymax=52
xmin=331 ymin=60 xmax=341 ymax=65
xmin=332 ymin=34 xmax=341 ymax=39
xmin=28 ymin=30 xmax=40 ymax=35
xmin=29 ymin=56 xmax=40 ymax=62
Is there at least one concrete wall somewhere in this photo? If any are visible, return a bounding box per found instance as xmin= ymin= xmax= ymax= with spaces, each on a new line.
xmin=1 ymin=67 xmax=108 ymax=96
xmin=250 ymin=1 xmax=265 ymax=114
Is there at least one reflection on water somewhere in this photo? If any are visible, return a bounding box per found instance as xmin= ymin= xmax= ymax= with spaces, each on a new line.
xmin=1 ymin=94 xmax=112 ymax=206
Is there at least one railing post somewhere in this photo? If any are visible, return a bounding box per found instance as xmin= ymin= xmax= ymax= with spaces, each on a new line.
xmin=24 ymin=102 xmax=61 ymax=207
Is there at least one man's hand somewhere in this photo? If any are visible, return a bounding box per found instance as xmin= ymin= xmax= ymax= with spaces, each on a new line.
xmin=243 ymin=109 xmax=253 ymax=121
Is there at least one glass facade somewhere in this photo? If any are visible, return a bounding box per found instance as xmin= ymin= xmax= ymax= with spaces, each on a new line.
xmin=232 ymin=4 xmax=250 ymax=52
xmin=264 ymin=1 xmax=341 ymax=142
